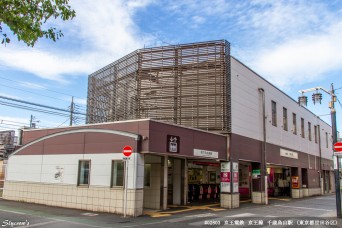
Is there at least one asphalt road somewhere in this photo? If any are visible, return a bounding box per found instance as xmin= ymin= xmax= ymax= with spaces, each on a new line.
xmin=0 ymin=194 xmax=340 ymax=227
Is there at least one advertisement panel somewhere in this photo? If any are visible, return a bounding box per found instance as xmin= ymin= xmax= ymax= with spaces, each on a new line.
xmin=221 ymin=162 xmax=230 ymax=193
xmin=232 ymin=162 xmax=239 ymax=193
xmin=292 ymin=176 xmax=300 ymax=189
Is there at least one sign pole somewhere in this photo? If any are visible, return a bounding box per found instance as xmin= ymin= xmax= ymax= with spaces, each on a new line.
xmin=122 ymin=145 xmax=132 ymax=218
xmin=124 ymin=159 xmax=128 ymax=217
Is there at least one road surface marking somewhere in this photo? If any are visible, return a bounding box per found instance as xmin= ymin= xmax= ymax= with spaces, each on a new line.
xmin=123 ymin=221 xmax=167 ymax=227
xmin=225 ymin=213 xmax=255 ymax=217
xmin=27 ymin=221 xmax=58 ymax=227
xmin=47 ymin=217 xmax=101 ymax=227
xmin=81 ymin=212 xmax=99 ymax=216
xmin=186 ymin=213 xmax=216 ymax=218
xmin=273 ymin=204 xmax=333 ymax=211
xmin=0 ymin=208 xmax=26 ymax=215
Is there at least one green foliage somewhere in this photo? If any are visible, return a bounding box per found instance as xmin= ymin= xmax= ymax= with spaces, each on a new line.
xmin=0 ymin=0 xmax=76 ymax=47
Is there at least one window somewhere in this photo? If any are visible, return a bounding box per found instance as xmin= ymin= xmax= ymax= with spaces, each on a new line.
xmin=308 ymin=122 xmax=312 ymax=141
xmin=78 ymin=160 xmax=90 ymax=186
xmin=301 ymin=118 xmax=305 ymax=138
xmin=144 ymin=164 xmax=151 ymax=187
xmin=271 ymin=101 xmax=277 ymax=126
xmin=314 ymin=125 xmax=318 ymax=143
xmin=111 ymin=160 xmax=124 ymax=187
xmin=283 ymin=107 xmax=288 ymax=131
xmin=326 ymin=132 xmax=329 ymax=148
xmin=292 ymin=113 xmax=297 ymax=135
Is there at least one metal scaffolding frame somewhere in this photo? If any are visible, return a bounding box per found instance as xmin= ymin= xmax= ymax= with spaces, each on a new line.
xmin=87 ymin=40 xmax=231 ymax=132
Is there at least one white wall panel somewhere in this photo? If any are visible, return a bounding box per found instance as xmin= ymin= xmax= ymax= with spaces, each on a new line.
xmin=6 ymin=155 xmax=43 ymax=182
xmin=40 ymin=154 xmax=82 ymax=184
xmin=7 ymin=153 xmax=143 ymax=188
xmin=231 ymin=57 xmax=333 ymax=159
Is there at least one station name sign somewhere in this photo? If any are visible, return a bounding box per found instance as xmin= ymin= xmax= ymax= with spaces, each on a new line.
xmin=193 ymin=149 xmax=218 ymax=159
xmin=167 ymin=135 xmax=180 ymax=153
xmin=280 ymin=149 xmax=298 ymax=159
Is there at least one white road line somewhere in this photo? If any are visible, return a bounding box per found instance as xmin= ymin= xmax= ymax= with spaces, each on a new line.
xmin=47 ymin=217 xmax=102 ymax=227
xmin=0 ymin=208 xmax=26 ymax=215
xmin=316 ymin=197 xmax=335 ymax=200
xmin=225 ymin=213 xmax=255 ymax=218
xmin=123 ymin=221 xmax=167 ymax=227
xmin=273 ymin=204 xmax=333 ymax=211
xmin=185 ymin=213 xmax=216 ymax=218
xmin=27 ymin=221 xmax=58 ymax=227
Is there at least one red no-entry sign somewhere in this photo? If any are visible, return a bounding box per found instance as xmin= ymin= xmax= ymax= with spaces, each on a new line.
xmin=334 ymin=142 xmax=342 ymax=152
xmin=123 ymin=146 xmax=133 ymax=157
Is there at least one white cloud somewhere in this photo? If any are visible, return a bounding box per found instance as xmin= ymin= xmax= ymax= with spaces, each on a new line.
xmin=251 ymin=21 xmax=342 ymax=88
xmin=0 ymin=93 xmax=19 ymax=99
xmin=19 ymin=81 xmax=47 ymax=90
xmin=0 ymin=0 xmax=154 ymax=83
xmin=74 ymin=98 xmax=87 ymax=106
xmin=192 ymin=16 xmax=206 ymax=26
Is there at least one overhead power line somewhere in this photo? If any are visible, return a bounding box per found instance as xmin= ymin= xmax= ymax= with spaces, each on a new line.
xmin=0 ymin=76 xmax=86 ymax=100
xmin=0 ymin=83 xmax=68 ymax=103
xmin=0 ymin=95 xmax=86 ymax=116
xmin=0 ymin=119 xmax=29 ymax=126
xmin=0 ymin=100 xmax=74 ymax=118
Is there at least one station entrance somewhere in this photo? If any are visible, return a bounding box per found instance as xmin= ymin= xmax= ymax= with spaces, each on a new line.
xmin=143 ymin=154 xmax=222 ymax=211
xmin=187 ymin=160 xmax=221 ymax=205
xmin=266 ymin=165 xmax=291 ymax=197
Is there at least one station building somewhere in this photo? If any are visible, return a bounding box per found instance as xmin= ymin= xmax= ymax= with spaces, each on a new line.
xmin=3 ymin=40 xmax=334 ymax=216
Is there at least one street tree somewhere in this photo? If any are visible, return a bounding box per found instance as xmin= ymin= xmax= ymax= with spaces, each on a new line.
xmin=0 ymin=0 xmax=76 ymax=47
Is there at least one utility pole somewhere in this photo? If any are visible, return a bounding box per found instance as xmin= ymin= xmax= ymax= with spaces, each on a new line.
xmin=298 ymin=83 xmax=340 ymax=217
xmin=69 ymin=96 xmax=74 ymax=126
xmin=29 ymin=115 xmax=40 ymax=129
xmin=330 ymin=84 xmax=340 ymax=218
xmin=29 ymin=115 xmax=33 ymax=128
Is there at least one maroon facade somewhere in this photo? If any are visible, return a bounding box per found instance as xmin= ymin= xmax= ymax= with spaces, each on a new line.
xmin=15 ymin=119 xmax=227 ymax=160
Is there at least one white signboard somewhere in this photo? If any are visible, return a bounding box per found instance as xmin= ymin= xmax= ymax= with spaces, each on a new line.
xmin=232 ymin=162 xmax=239 ymax=193
xmin=221 ymin=162 xmax=230 ymax=193
xmin=280 ymin=149 xmax=298 ymax=159
xmin=54 ymin=166 xmax=64 ymax=182
xmin=194 ymin=149 xmax=218 ymax=159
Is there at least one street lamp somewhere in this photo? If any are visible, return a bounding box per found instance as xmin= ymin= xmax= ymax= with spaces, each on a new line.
xmin=298 ymin=83 xmax=340 ymax=218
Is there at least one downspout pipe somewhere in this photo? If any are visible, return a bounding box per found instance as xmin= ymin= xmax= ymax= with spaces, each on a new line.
xmin=317 ymin=121 xmax=323 ymax=195
xmin=258 ymin=88 xmax=268 ymax=205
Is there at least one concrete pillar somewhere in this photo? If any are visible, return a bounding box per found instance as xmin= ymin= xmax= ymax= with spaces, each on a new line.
xmin=173 ymin=159 xmax=181 ymax=205
xmin=162 ymin=156 xmax=168 ymax=210
xmin=183 ymin=158 xmax=188 ymax=205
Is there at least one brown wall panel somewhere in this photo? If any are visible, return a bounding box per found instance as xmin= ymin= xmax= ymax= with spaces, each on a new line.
xmin=43 ymin=144 xmax=84 ymax=155
xmin=148 ymin=121 xmax=227 ymax=159
xmin=16 ymin=145 xmax=44 ymax=155
xmin=230 ymin=133 xmax=332 ymax=170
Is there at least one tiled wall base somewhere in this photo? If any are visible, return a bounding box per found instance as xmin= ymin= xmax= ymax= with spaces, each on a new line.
xmin=303 ymin=188 xmax=309 ymax=197
xmin=307 ymin=188 xmax=321 ymax=197
xmin=220 ymin=193 xmax=239 ymax=208
xmin=252 ymin=192 xmax=266 ymax=204
xmin=3 ymin=181 xmax=143 ymax=216
xmin=291 ymin=189 xmax=303 ymax=198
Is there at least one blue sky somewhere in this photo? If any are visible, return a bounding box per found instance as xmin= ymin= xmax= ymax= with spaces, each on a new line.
xmin=0 ymin=0 xmax=342 ymax=136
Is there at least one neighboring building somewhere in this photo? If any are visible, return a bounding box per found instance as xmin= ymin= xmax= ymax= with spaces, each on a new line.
xmin=0 ymin=130 xmax=17 ymax=159
xmin=4 ymin=40 xmax=334 ymax=215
